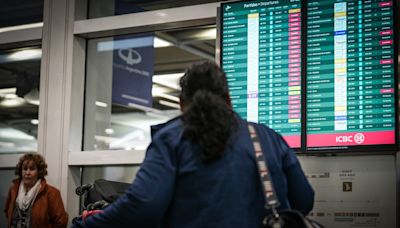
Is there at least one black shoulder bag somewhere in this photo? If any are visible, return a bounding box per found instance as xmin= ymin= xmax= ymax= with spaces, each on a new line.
xmin=247 ymin=123 xmax=324 ymax=228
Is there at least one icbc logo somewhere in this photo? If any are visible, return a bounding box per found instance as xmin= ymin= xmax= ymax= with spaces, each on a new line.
xmin=336 ymin=133 xmax=365 ymax=144
xmin=353 ymin=133 xmax=365 ymax=144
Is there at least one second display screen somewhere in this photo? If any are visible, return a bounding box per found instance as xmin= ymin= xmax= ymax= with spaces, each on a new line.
xmin=306 ymin=0 xmax=396 ymax=149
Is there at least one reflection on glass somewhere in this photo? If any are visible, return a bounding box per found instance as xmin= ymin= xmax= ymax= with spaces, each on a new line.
xmin=0 ymin=0 xmax=43 ymax=28
xmin=0 ymin=47 xmax=41 ymax=153
xmin=88 ymin=0 xmax=219 ymax=19
xmin=84 ymin=26 xmax=215 ymax=151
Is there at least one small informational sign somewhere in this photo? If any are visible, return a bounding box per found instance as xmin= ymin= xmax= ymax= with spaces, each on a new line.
xmin=299 ymin=156 xmax=396 ymax=228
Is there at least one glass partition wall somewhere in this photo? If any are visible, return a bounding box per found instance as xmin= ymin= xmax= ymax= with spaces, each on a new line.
xmin=0 ymin=2 xmax=43 ymax=227
xmin=0 ymin=47 xmax=41 ymax=154
xmin=65 ymin=2 xmax=221 ymax=220
xmin=83 ymin=26 xmax=216 ymax=151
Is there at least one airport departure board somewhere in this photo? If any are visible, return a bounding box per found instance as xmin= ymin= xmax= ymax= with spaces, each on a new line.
xmin=221 ymin=0 xmax=302 ymax=148
xmin=306 ymin=0 xmax=396 ymax=149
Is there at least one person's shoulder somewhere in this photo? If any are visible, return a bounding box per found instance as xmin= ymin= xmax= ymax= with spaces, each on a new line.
xmin=151 ymin=116 xmax=183 ymax=140
xmin=11 ymin=178 xmax=20 ymax=186
xmin=8 ymin=178 xmax=20 ymax=193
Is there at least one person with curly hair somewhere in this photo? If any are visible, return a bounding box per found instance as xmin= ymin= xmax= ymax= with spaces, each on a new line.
xmin=74 ymin=61 xmax=314 ymax=227
xmin=4 ymin=153 xmax=68 ymax=228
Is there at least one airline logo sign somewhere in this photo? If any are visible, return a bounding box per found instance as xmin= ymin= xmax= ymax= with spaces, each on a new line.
xmin=336 ymin=133 xmax=365 ymax=144
xmin=112 ymin=35 xmax=154 ymax=108
xmin=118 ymin=48 xmax=142 ymax=65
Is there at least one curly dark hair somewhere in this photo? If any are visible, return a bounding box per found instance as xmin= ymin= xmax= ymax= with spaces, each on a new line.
xmin=15 ymin=153 xmax=48 ymax=179
xmin=180 ymin=61 xmax=237 ymax=163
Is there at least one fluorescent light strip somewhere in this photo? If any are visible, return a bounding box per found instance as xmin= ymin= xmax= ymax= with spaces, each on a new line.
xmin=153 ymin=73 xmax=183 ymax=90
xmin=0 ymin=88 xmax=16 ymax=94
xmin=8 ymin=49 xmax=42 ymax=61
xmin=154 ymin=37 xmax=172 ymax=48
xmin=156 ymin=93 xmax=179 ymax=102
xmin=159 ymin=100 xmax=180 ymax=109
xmin=0 ymin=22 xmax=43 ymax=33
xmin=95 ymin=101 xmax=108 ymax=108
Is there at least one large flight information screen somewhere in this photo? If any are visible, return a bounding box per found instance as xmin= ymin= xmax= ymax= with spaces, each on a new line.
xmin=306 ymin=0 xmax=396 ymax=149
xmin=221 ymin=0 xmax=302 ymax=148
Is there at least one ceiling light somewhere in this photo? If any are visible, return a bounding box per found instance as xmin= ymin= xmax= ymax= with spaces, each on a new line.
xmin=0 ymin=88 xmax=17 ymax=95
xmin=0 ymin=141 xmax=15 ymax=148
xmin=4 ymin=94 xmax=17 ymax=99
xmin=159 ymin=100 xmax=180 ymax=109
xmin=26 ymin=99 xmax=40 ymax=106
xmin=152 ymin=86 xmax=170 ymax=96
xmin=0 ymin=22 xmax=43 ymax=33
xmin=96 ymin=101 xmax=108 ymax=108
xmin=0 ymin=127 xmax=35 ymax=140
xmin=9 ymin=49 xmax=42 ymax=61
xmin=0 ymin=96 xmax=25 ymax=107
xmin=199 ymin=28 xmax=217 ymax=40
xmin=156 ymin=93 xmax=179 ymax=103
xmin=105 ymin=128 xmax=114 ymax=135
xmin=154 ymin=37 xmax=173 ymax=48
xmin=153 ymin=73 xmax=183 ymax=90
xmin=30 ymin=119 xmax=39 ymax=125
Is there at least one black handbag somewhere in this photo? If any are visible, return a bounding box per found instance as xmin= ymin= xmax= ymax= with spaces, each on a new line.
xmin=247 ymin=123 xmax=324 ymax=228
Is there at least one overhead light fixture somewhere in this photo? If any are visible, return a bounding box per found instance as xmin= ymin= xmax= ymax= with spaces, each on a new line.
xmin=0 ymin=22 xmax=43 ymax=33
xmin=96 ymin=101 xmax=108 ymax=108
xmin=153 ymin=73 xmax=183 ymax=90
xmin=0 ymin=127 xmax=35 ymax=140
xmin=4 ymin=94 xmax=18 ymax=99
xmin=199 ymin=28 xmax=217 ymax=40
xmin=105 ymin=128 xmax=114 ymax=135
xmin=0 ymin=95 xmax=25 ymax=107
xmin=30 ymin=119 xmax=39 ymax=125
xmin=156 ymin=93 xmax=179 ymax=103
xmin=0 ymin=88 xmax=17 ymax=95
xmin=8 ymin=49 xmax=42 ymax=61
xmin=154 ymin=37 xmax=173 ymax=48
xmin=152 ymin=86 xmax=179 ymax=103
xmin=0 ymin=141 xmax=15 ymax=148
xmin=159 ymin=100 xmax=180 ymax=109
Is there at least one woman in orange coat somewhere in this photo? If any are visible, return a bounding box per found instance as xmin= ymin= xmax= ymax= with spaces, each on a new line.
xmin=4 ymin=153 xmax=68 ymax=228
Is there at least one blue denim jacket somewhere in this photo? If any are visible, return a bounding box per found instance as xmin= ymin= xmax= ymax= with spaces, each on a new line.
xmin=74 ymin=115 xmax=314 ymax=228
